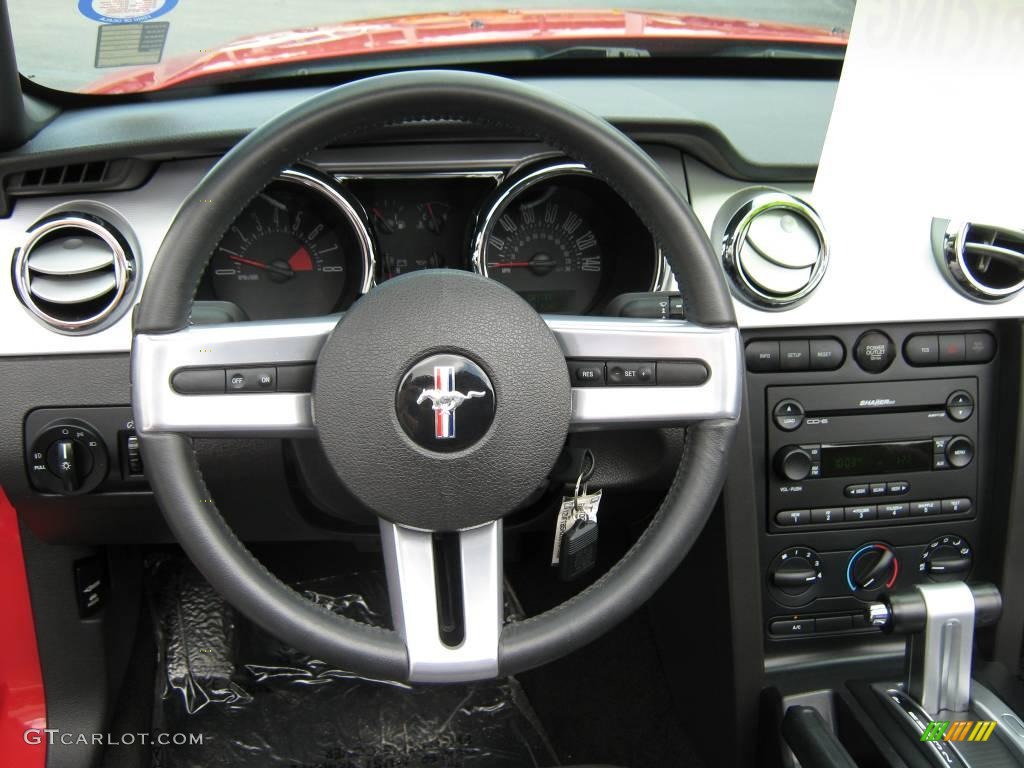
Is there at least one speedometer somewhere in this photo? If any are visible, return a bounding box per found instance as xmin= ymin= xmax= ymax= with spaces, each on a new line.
xmin=483 ymin=189 xmax=603 ymax=314
xmin=475 ymin=162 xmax=658 ymax=315
xmin=209 ymin=168 xmax=374 ymax=320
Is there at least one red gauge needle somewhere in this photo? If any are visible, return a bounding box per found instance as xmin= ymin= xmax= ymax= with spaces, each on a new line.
xmin=488 ymin=261 xmax=532 ymax=268
xmin=227 ymin=254 xmax=270 ymax=270
xmin=227 ymin=253 xmax=294 ymax=278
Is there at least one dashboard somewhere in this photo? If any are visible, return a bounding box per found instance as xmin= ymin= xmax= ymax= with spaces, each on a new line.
xmin=195 ymin=158 xmax=662 ymax=320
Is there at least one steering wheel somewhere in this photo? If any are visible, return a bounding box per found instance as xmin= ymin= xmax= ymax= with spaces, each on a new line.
xmin=132 ymin=71 xmax=741 ymax=684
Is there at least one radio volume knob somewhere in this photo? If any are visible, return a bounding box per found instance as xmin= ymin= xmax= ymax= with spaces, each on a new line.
xmin=775 ymin=446 xmax=813 ymax=481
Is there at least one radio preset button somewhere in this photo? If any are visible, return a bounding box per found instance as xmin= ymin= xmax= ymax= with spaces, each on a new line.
xmin=845 ymin=484 xmax=869 ymax=498
xmin=776 ymin=509 xmax=811 ymax=526
xmin=845 ymin=505 xmax=877 ymax=521
xmin=886 ymin=481 xmax=910 ymax=495
xmin=946 ymin=391 xmax=974 ymax=422
xmin=854 ymin=330 xmax=895 ymax=373
xmin=941 ymin=498 xmax=972 ymax=515
xmin=773 ymin=400 xmax=805 ymax=431
xmin=812 ymin=507 xmax=843 ymax=524
xmin=911 ymin=500 xmax=941 ymax=516
xmin=946 ymin=436 xmax=974 ymax=468
xmin=879 ymin=502 xmax=909 ymax=519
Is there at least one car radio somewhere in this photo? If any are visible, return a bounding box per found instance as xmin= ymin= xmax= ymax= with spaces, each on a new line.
xmin=765 ymin=378 xmax=978 ymax=533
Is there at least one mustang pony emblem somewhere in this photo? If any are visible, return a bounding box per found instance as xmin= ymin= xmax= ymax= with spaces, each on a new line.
xmin=417 ymin=365 xmax=486 ymax=439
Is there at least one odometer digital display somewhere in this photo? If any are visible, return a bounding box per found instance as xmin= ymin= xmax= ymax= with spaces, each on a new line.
xmin=820 ymin=441 xmax=933 ymax=477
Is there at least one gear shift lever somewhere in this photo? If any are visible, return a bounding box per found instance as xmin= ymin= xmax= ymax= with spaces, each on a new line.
xmin=867 ymin=582 xmax=1001 ymax=714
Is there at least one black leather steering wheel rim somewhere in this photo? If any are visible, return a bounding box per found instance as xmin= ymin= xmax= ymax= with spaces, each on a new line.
xmin=133 ymin=70 xmax=739 ymax=682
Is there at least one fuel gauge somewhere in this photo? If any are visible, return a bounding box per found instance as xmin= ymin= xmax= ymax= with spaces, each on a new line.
xmin=417 ymin=202 xmax=451 ymax=235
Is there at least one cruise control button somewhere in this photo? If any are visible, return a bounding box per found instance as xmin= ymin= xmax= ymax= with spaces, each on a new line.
xmin=938 ymin=334 xmax=966 ymax=363
xmin=228 ymin=367 xmax=276 ymax=392
xmin=942 ymin=498 xmax=972 ymax=515
xmin=845 ymin=505 xmax=877 ymax=521
xmin=904 ymin=334 xmax=939 ymax=366
xmin=776 ymin=509 xmax=811 ymax=526
xmin=171 ymin=368 xmax=226 ymax=394
xmin=770 ymin=618 xmax=815 ymax=636
xmin=844 ymin=484 xmax=869 ymax=498
xmin=811 ymin=507 xmax=843 ymax=524
xmin=607 ymin=362 xmax=655 ymax=386
xmin=657 ymin=361 xmax=709 ymax=386
xmin=780 ymin=339 xmax=810 ymax=371
xmin=879 ymin=502 xmax=909 ymax=519
xmin=855 ymin=331 xmax=895 ymax=373
xmin=569 ymin=361 xmax=605 ymax=386
xmin=809 ymin=338 xmax=844 ymax=370
xmin=911 ymin=500 xmax=941 ymax=516
xmin=887 ymin=481 xmax=909 ymax=495
xmin=773 ymin=400 xmax=805 ymax=431
xmin=965 ymin=332 xmax=996 ymax=363
xmin=745 ymin=340 xmax=780 ymax=372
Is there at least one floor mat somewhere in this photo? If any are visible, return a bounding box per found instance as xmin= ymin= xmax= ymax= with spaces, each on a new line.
xmin=149 ymin=560 xmax=558 ymax=768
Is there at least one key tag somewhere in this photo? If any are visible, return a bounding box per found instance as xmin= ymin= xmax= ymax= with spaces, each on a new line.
xmin=551 ymin=450 xmax=602 ymax=580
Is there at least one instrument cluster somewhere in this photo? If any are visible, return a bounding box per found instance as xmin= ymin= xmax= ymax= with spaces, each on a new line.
xmin=198 ymin=159 xmax=663 ymax=320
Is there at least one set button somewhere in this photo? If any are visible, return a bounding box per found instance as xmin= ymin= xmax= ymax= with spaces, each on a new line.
xmin=745 ymin=337 xmax=844 ymax=372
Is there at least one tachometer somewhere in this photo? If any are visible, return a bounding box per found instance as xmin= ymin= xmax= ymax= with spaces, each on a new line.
xmin=209 ymin=169 xmax=373 ymax=320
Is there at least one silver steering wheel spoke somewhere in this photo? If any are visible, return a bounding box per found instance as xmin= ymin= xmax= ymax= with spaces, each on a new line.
xmin=133 ymin=314 xmax=741 ymax=438
xmin=380 ymin=519 xmax=503 ymax=683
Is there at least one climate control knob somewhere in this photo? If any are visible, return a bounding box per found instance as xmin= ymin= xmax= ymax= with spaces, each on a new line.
xmin=775 ymin=446 xmax=813 ymax=481
xmin=768 ymin=547 xmax=823 ymax=606
xmin=847 ymin=543 xmax=899 ymax=596
xmin=921 ymin=535 xmax=973 ymax=582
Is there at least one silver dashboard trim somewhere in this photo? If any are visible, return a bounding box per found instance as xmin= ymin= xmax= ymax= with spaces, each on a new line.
xmin=380 ymin=520 xmax=502 ymax=683
xmin=132 ymin=315 xmax=741 ymax=437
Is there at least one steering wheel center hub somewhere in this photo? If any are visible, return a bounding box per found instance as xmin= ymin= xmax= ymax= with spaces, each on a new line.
xmin=311 ymin=269 xmax=571 ymax=530
xmin=396 ymin=353 xmax=495 ymax=452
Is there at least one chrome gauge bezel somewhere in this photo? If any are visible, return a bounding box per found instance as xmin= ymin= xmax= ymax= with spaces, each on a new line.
xmin=470 ymin=159 xmax=667 ymax=295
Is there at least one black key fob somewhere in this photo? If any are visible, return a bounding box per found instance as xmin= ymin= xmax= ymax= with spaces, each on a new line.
xmin=558 ymin=519 xmax=598 ymax=582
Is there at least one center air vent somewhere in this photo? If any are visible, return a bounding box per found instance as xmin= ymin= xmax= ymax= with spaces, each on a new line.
xmin=713 ymin=189 xmax=828 ymax=309
xmin=933 ymin=219 xmax=1024 ymax=302
xmin=13 ymin=214 xmax=135 ymax=333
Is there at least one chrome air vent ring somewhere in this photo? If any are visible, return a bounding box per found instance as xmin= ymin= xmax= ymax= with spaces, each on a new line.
xmin=13 ymin=212 xmax=136 ymax=333
xmin=933 ymin=219 xmax=1024 ymax=302
xmin=714 ymin=189 xmax=828 ymax=310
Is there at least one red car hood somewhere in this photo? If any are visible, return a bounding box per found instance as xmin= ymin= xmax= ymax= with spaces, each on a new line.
xmin=86 ymin=9 xmax=846 ymax=94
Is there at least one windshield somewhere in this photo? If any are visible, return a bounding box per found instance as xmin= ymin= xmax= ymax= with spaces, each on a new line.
xmin=9 ymin=1 xmax=852 ymax=95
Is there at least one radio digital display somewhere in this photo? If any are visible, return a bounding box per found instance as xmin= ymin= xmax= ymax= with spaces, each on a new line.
xmin=820 ymin=440 xmax=933 ymax=477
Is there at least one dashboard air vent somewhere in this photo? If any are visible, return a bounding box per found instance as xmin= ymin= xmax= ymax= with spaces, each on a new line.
xmin=933 ymin=219 xmax=1024 ymax=302
xmin=713 ymin=189 xmax=828 ymax=310
xmin=6 ymin=159 xmax=153 ymax=199
xmin=13 ymin=214 xmax=136 ymax=333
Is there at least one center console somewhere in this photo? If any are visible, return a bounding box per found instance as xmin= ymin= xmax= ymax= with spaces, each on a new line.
xmin=745 ymin=322 xmax=1003 ymax=649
